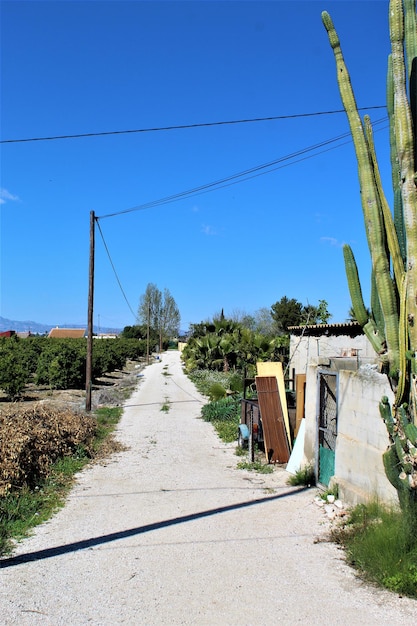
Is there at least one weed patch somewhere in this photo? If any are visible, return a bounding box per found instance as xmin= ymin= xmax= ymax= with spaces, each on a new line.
xmin=200 ymin=396 xmax=241 ymax=443
xmin=188 ymin=369 xmax=240 ymax=398
xmin=332 ymin=500 xmax=417 ymax=598
xmin=237 ymin=460 xmax=273 ymax=474
xmin=287 ymin=464 xmax=315 ymax=487
xmin=160 ymin=399 xmax=171 ymax=413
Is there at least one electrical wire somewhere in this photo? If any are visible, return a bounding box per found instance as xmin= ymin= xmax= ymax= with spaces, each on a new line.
xmin=95 ymin=116 xmax=388 ymax=318
xmin=0 ymin=106 xmax=386 ymax=144
xmin=98 ymin=116 xmax=388 ymax=220
xmin=95 ymin=219 xmax=137 ymax=320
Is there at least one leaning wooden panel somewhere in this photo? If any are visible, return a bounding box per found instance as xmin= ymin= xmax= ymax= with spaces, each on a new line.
xmin=255 ymin=376 xmax=290 ymax=464
xmin=256 ymin=361 xmax=291 ymax=449
xmin=295 ymin=374 xmax=306 ymax=437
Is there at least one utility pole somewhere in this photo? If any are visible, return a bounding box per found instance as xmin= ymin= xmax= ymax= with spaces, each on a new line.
xmin=86 ymin=210 xmax=95 ymax=411
xmin=146 ymin=300 xmax=150 ymax=365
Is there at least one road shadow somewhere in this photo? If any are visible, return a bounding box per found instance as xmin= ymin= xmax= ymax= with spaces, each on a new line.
xmin=0 ymin=487 xmax=308 ymax=569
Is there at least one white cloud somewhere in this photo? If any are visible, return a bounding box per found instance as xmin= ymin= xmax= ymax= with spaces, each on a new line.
xmin=201 ymin=224 xmax=217 ymax=236
xmin=0 ymin=188 xmax=20 ymax=205
xmin=321 ymin=236 xmax=343 ymax=248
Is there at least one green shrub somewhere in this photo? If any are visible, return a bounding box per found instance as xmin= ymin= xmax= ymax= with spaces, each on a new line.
xmin=36 ymin=339 xmax=86 ymax=389
xmin=228 ymin=372 xmax=243 ymax=393
xmin=208 ymin=382 xmax=227 ymax=401
xmin=188 ymin=369 xmax=233 ymax=397
xmin=0 ymin=337 xmax=31 ymax=399
xmin=201 ymin=396 xmax=240 ymax=422
xmin=200 ymin=395 xmax=241 ymax=443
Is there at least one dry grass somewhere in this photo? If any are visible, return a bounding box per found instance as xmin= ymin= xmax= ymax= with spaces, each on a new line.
xmin=0 ymin=360 xmax=144 ymax=496
xmin=0 ymin=405 xmax=96 ymax=497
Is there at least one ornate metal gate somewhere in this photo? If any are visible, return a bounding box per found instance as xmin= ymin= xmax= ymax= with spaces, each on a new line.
xmin=317 ymin=372 xmax=338 ymax=486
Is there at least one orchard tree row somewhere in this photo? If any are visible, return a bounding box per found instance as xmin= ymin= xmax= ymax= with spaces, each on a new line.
xmin=0 ymin=335 xmax=146 ymax=399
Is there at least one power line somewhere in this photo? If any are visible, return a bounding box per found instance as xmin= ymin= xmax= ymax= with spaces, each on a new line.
xmin=0 ymin=106 xmax=386 ymax=144
xmin=97 ymin=116 xmax=388 ymax=220
xmin=93 ymin=115 xmax=388 ymax=319
xmin=95 ymin=218 xmax=137 ymax=321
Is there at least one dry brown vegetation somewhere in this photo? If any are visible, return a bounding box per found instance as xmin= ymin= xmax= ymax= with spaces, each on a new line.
xmin=0 ymin=405 xmax=96 ymax=497
xmin=0 ymin=360 xmax=144 ymax=497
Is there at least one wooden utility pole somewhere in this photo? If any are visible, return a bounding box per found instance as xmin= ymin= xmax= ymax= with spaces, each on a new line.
xmin=146 ymin=300 xmax=150 ymax=365
xmin=86 ymin=210 xmax=95 ymax=411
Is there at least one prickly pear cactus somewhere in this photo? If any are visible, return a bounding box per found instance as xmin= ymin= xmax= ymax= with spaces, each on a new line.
xmin=322 ymin=0 xmax=417 ymax=516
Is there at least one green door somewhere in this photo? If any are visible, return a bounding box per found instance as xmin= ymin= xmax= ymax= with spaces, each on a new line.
xmin=318 ymin=372 xmax=338 ymax=486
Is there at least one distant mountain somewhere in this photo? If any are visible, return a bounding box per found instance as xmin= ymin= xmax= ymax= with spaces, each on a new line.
xmin=0 ymin=317 xmax=53 ymax=334
xmin=0 ymin=317 xmax=121 ymax=335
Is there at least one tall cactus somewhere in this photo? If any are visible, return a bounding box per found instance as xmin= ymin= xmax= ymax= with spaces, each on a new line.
xmin=322 ymin=0 xmax=417 ymax=523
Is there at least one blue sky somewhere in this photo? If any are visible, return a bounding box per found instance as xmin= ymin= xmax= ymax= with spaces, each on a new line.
xmin=1 ymin=0 xmax=395 ymax=332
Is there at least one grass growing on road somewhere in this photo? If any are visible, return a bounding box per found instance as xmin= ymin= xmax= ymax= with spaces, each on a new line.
xmin=0 ymin=406 xmax=123 ymax=556
xmin=237 ymin=460 xmax=274 ymax=474
xmin=160 ymin=398 xmax=171 ymax=412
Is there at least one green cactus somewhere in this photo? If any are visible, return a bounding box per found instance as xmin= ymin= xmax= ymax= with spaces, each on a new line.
xmin=322 ymin=0 xmax=417 ymax=516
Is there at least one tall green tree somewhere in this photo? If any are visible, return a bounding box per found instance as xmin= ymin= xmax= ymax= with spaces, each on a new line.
xmin=138 ymin=283 xmax=161 ymax=338
xmin=322 ymin=0 xmax=417 ymax=525
xmin=137 ymin=283 xmax=180 ymax=351
xmin=159 ymin=288 xmax=181 ymax=350
xmin=271 ymin=297 xmax=304 ymax=332
xmin=120 ymin=324 xmax=148 ymax=340
xmin=271 ymin=297 xmax=332 ymax=332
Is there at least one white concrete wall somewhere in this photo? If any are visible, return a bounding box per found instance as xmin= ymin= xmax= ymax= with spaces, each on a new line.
xmin=302 ymin=360 xmax=398 ymax=506
xmin=335 ymin=367 xmax=397 ymax=505
xmin=290 ymin=332 xmax=377 ymax=377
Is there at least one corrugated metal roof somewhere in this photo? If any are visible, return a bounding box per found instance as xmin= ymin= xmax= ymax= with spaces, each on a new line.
xmin=288 ymin=321 xmax=360 ymax=331
xmin=289 ymin=321 xmax=363 ymax=337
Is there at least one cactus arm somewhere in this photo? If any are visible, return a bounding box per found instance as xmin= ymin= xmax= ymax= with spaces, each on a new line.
xmin=390 ymin=0 xmax=417 ymax=354
xmin=396 ymin=273 xmax=408 ymax=406
xmin=388 ymin=55 xmax=408 ymax=267
xmin=343 ymin=245 xmax=369 ymax=326
xmin=380 ymin=395 xmax=396 ymax=437
xmin=343 ymin=244 xmax=384 ymax=354
xmin=371 ymin=271 xmax=385 ymax=338
xmin=322 ymin=11 xmax=400 ymax=374
xmin=364 ymin=115 xmax=405 ymax=291
xmin=403 ymin=0 xmax=417 ymax=82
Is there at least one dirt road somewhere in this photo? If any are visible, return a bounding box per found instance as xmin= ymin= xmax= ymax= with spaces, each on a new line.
xmin=1 ymin=351 xmax=416 ymax=624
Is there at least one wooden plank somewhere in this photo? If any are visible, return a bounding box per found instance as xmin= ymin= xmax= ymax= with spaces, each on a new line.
xmin=255 ymin=376 xmax=290 ymax=464
xmin=256 ymin=362 xmax=291 ymax=449
xmin=295 ymin=374 xmax=306 ymax=437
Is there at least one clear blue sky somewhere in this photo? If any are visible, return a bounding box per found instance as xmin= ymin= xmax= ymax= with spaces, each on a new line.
xmin=1 ymin=0 xmax=394 ymax=332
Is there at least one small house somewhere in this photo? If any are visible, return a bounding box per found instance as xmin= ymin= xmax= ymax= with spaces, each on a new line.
xmin=289 ymin=322 xmax=397 ymax=506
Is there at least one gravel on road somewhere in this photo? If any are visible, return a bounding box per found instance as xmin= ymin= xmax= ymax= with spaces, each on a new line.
xmin=1 ymin=350 xmax=416 ymax=625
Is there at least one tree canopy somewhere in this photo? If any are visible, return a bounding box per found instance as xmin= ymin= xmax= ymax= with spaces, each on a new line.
xmin=137 ymin=283 xmax=180 ymax=350
xmin=270 ymin=297 xmax=331 ymax=332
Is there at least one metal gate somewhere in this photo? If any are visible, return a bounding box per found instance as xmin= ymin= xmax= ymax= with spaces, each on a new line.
xmin=317 ymin=372 xmax=338 ymax=486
